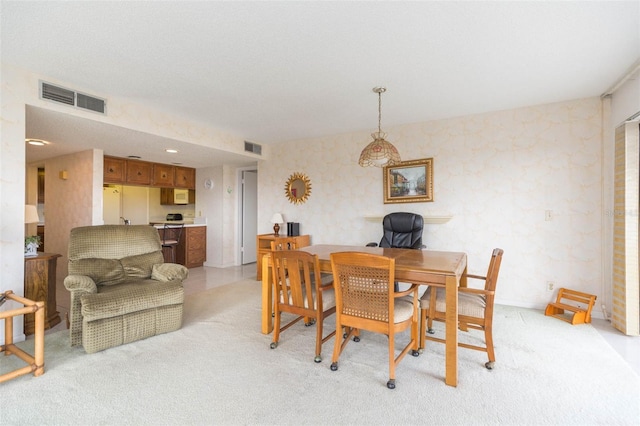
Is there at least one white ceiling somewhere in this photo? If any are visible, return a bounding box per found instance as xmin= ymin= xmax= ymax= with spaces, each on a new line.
xmin=3 ymin=1 xmax=639 ymax=168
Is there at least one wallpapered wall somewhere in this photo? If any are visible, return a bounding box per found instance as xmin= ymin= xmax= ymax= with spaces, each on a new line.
xmin=258 ymin=97 xmax=605 ymax=311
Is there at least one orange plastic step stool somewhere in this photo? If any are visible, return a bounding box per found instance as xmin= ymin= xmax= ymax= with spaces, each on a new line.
xmin=545 ymin=288 xmax=597 ymax=325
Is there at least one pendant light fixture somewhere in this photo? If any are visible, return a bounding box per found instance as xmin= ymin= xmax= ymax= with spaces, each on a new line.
xmin=358 ymin=87 xmax=401 ymax=167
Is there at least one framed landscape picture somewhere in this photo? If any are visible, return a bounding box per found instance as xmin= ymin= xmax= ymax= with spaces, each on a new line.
xmin=383 ymin=158 xmax=433 ymax=204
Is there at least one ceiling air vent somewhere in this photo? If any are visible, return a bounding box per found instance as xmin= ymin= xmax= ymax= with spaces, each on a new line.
xmin=40 ymin=81 xmax=106 ymax=114
xmin=244 ymin=141 xmax=262 ymax=155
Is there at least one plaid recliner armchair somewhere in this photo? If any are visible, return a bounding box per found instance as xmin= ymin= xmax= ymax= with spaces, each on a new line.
xmin=64 ymin=225 xmax=188 ymax=353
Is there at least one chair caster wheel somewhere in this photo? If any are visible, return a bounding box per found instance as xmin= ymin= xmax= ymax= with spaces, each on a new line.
xmin=305 ymin=319 xmax=316 ymax=327
xmin=427 ymin=328 xmax=435 ymax=334
xmin=485 ymin=361 xmax=494 ymax=370
xmin=314 ymin=356 xmax=322 ymax=363
xmin=411 ymin=350 xmax=420 ymax=357
xmin=387 ymin=379 xmax=396 ymax=389
xmin=330 ymin=362 xmax=338 ymax=371
xmin=353 ymin=336 xmax=360 ymax=342
xmin=270 ymin=342 xmax=278 ymax=349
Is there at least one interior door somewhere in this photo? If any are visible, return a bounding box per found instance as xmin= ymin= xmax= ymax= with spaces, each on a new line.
xmin=241 ymin=170 xmax=258 ymax=264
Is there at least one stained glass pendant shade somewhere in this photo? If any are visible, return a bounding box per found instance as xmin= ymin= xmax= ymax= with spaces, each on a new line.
xmin=358 ymin=87 xmax=401 ymax=167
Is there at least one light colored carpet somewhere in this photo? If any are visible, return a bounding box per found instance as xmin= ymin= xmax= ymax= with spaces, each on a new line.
xmin=2 ymin=278 xmax=639 ymax=425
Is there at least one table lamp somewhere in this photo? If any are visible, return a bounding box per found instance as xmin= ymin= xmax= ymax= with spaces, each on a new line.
xmin=271 ymin=213 xmax=284 ymax=236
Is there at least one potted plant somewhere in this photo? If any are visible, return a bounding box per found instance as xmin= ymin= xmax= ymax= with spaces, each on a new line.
xmin=24 ymin=235 xmax=41 ymax=256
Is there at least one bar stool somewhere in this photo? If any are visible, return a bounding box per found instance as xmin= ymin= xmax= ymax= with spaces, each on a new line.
xmin=161 ymin=224 xmax=184 ymax=263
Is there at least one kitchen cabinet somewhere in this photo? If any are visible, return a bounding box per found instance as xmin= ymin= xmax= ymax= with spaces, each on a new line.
xmin=103 ymin=155 xmax=196 ymax=190
xmin=175 ymin=166 xmax=195 ymax=189
xmin=126 ymin=159 xmax=152 ymax=185
xmin=256 ymin=234 xmax=310 ymax=280
xmin=159 ymin=226 xmax=206 ymax=268
xmin=104 ymin=156 xmax=126 ymax=183
xmin=152 ymin=163 xmax=175 ymax=187
xmin=160 ymin=188 xmax=174 ymax=205
xmin=178 ymin=226 xmax=206 ymax=268
xmin=160 ymin=188 xmax=196 ymax=205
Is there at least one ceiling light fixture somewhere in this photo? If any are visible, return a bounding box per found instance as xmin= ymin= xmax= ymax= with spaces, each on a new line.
xmin=358 ymin=87 xmax=401 ymax=167
xmin=26 ymin=139 xmax=48 ymax=146
xmin=166 ymin=149 xmax=178 ymax=153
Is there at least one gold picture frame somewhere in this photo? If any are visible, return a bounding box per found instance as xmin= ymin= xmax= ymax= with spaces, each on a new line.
xmin=383 ymin=158 xmax=433 ymax=204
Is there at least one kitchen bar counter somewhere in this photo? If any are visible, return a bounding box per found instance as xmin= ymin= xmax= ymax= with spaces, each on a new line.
xmin=149 ymin=221 xmax=202 ymax=226
xmin=152 ymin=223 xmax=206 ymax=268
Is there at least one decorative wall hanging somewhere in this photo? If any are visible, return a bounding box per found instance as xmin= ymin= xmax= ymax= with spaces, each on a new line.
xmin=285 ymin=172 xmax=311 ymax=204
xmin=383 ymin=158 xmax=433 ymax=204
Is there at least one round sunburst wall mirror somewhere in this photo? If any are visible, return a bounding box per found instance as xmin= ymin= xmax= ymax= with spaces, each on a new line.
xmin=285 ymin=172 xmax=311 ymax=205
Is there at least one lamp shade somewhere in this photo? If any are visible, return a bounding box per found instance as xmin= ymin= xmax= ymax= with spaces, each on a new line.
xmin=271 ymin=213 xmax=284 ymax=224
xmin=359 ymin=87 xmax=401 ymax=167
xmin=25 ymin=205 xmax=40 ymax=224
xmin=358 ymin=132 xmax=401 ymax=167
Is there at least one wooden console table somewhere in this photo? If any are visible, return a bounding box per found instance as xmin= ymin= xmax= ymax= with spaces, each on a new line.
xmin=24 ymin=252 xmax=61 ymax=335
xmin=256 ymin=234 xmax=310 ymax=280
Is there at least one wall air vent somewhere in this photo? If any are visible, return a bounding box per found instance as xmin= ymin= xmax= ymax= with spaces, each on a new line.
xmin=244 ymin=141 xmax=262 ymax=155
xmin=40 ymin=81 xmax=106 ymax=114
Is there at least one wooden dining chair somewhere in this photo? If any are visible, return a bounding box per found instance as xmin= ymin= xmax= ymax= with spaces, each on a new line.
xmin=269 ymin=250 xmax=336 ymax=363
xmin=270 ymin=236 xmax=304 ymax=252
xmin=419 ymin=248 xmax=504 ymax=369
xmin=329 ymin=252 xmax=419 ymax=389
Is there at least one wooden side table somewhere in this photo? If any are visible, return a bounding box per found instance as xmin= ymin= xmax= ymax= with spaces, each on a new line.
xmin=0 ymin=291 xmax=45 ymax=383
xmin=24 ymin=252 xmax=61 ymax=335
xmin=256 ymin=234 xmax=310 ymax=280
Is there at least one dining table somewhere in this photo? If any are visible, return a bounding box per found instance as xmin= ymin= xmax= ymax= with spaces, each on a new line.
xmin=260 ymin=244 xmax=468 ymax=387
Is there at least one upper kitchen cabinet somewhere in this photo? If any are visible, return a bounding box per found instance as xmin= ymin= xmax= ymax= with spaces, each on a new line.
xmin=152 ymin=163 xmax=175 ymax=187
xmin=104 ymin=156 xmax=126 ymax=184
xmin=103 ymin=156 xmax=196 ymax=189
xmin=174 ymin=166 xmax=195 ymax=189
xmin=126 ymin=159 xmax=153 ymax=185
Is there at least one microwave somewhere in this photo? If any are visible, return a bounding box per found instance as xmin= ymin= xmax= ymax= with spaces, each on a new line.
xmin=174 ymin=189 xmax=189 ymax=205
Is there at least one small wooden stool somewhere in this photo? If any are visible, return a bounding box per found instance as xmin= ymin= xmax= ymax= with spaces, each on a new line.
xmin=0 ymin=291 xmax=45 ymax=383
xmin=545 ymin=288 xmax=597 ymax=325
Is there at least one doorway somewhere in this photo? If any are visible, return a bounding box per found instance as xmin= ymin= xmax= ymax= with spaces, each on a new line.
xmin=240 ymin=169 xmax=258 ymax=264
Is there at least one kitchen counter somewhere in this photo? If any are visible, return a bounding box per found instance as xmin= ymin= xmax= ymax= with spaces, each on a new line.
xmin=153 ymin=223 xmax=207 ymax=268
xmin=150 ymin=221 xmax=203 ymax=227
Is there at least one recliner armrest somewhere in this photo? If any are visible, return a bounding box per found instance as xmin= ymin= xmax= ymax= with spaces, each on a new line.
xmin=63 ymin=275 xmax=98 ymax=294
xmin=151 ymin=263 xmax=189 ymax=282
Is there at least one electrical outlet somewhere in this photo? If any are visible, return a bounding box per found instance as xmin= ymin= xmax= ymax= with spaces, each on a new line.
xmin=546 ymin=281 xmax=555 ymax=292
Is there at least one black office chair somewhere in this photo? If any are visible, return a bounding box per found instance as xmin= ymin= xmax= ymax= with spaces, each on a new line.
xmin=367 ymin=212 xmax=425 ymax=250
xmin=367 ymin=212 xmax=425 ymax=291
